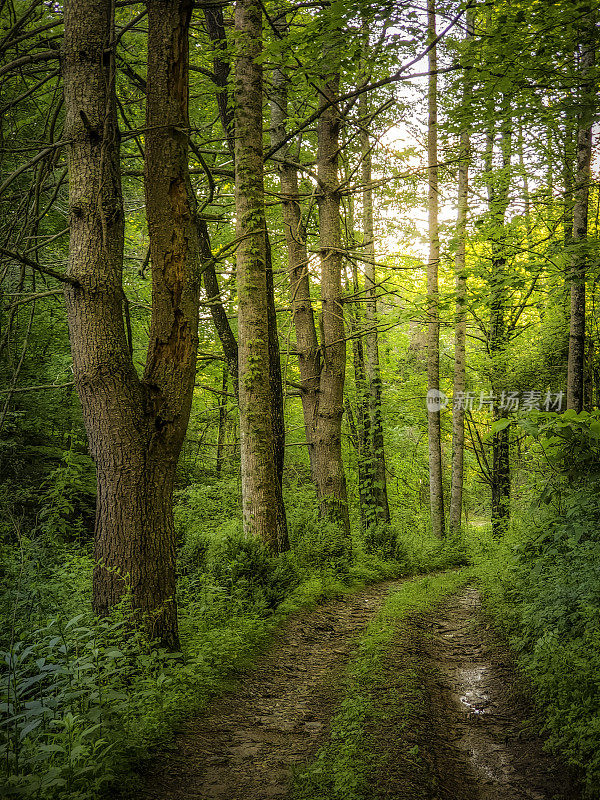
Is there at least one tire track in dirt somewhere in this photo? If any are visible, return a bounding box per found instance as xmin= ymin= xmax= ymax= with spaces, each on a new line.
xmin=423 ymin=587 xmax=579 ymax=799
xmin=137 ymin=579 xmax=407 ymax=800
xmin=368 ymin=586 xmax=580 ymax=800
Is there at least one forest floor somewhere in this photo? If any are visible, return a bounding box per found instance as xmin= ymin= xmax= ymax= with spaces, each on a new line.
xmin=137 ymin=579 xmax=580 ymax=800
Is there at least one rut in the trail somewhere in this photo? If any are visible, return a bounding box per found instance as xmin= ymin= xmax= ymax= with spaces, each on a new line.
xmin=138 ymin=579 xmax=405 ymax=800
xmin=368 ymin=586 xmax=580 ymax=800
xmin=422 ymin=587 xmax=579 ymax=800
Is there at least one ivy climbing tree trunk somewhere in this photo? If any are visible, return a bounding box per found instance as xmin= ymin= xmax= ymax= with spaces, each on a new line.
xmin=63 ymin=0 xmax=202 ymax=648
xmin=235 ymin=0 xmax=280 ymax=550
xmin=426 ymin=0 xmax=445 ymax=538
xmin=360 ymin=64 xmax=390 ymax=526
xmin=567 ymin=13 xmax=596 ymax=412
xmin=449 ymin=7 xmax=474 ymax=537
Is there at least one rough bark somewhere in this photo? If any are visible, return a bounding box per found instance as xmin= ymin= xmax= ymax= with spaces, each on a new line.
xmin=63 ymin=0 xmax=201 ymax=648
xmin=426 ymin=0 xmax=445 ymax=538
xmin=235 ymin=0 xmax=279 ymax=550
xmin=269 ymin=14 xmax=321 ymax=486
xmin=567 ymin=15 xmax=595 ymax=412
xmin=449 ymin=8 xmax=473 ymax=537
xmin=315 ymin=53 xmax=350 ymax=537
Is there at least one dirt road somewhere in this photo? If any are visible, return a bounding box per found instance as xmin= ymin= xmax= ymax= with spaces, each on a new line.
xmin=138 ymin=581 xmax=579 ymax=800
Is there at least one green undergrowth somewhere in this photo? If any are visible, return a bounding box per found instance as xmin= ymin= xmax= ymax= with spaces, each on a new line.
xmin=0 ymin=548 xmax=407 ymax=799
xmin=466 ymin=494 xmax=599 ymax=797
xmin=292 ymin=568 xmax=471 ymax=800
xmin=1 ymin=476 xmax=467 ymax=800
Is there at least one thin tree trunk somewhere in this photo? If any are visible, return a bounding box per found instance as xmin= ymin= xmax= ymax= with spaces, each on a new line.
xmin=426 ymin=0 xmax=445 ymax=538
xmin=486 ymin=103 xmax=511 ymax=538
xmin=449 ymin=8 xmax=474 ymax=538
xmin=266 ymin=238 xmax=289 ymax=551
xmin=347 ymin=260 xmax=373 ymax=532
xmin=234 ymin=0 xmax=279 ymax=550
xmin=567 ymin=16 xmax=595 ymax=412
xmin=269 ymin=13 xmax=321 ymax=487
xmin=203 ymin=3 xmax=235 ymax=160
xmin=204 ymin=8 xmax=287 ymax=545
xmin=216 ymin=363 xmax=229 ymax=477
xmin=360 ymin=60 xmax=390 ymax=525
xmin=270 ymin=15 xmax=349 ymax=537
xmin=563 ymin=113 xmax=576 ymax=249
xmin=63 ymin=0 xmax=201 ymax=648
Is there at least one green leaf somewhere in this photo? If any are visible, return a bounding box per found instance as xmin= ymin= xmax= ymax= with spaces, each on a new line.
xmin=491 ymin=418 xmax=511 ymax=434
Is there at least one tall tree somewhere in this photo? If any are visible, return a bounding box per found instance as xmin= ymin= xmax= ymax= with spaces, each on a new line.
xmin=426 ymin=0 xmax=445 ymax=538
xmin=567 ymin=8 xmax=596 ymax=412
xmin=269 ymin=11 xmax=321 ymax=489
xmin=315 ymin=39 xmax=351 ymax=536
xmin=449 ymin=6 xmax=474 ymax=537
xmin=360 ymin=24 xmax=391 ymax=526
xmin=201 ymin=8 xmax=288 ymax=550
xmin=62 ymin=0 xmax=202 ymax=647
xmin=234 ymin=0 xmax=280 ymax=550
xmin=485 ymin=100 xmax=512 ymax=538
xmin=269 ymin=13 xmax=350 ymax=537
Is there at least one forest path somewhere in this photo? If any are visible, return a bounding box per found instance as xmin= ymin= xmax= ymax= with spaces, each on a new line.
xmin=138 ymin=581 xmax=579 ymax=800
xmin=138 ymin=578 xmax=407 ymax=800
xmin=368 ymin=586 xmax=580 ymax=800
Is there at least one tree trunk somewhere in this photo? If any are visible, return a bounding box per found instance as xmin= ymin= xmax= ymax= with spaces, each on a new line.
xmin=449 ymin=7 xmax=474 ymax=537
xmin=485 ymin=102 xmax=512 ymax=538
xmin=203 ymin=3 xmax=235 ymax=160
xmin=234 ymin=0 xmax=279 ymax=550
xmin=567 ymin=15 xmax=595 ymax=412
xmin=266 ymin=238 xmax=289 ymax=551
xmin=360 ymin=66 xmax=390 ymax=526
xmin=216 ymin=363 xmax=229 ymax=477
xmin=315 ymin=53 xmax=350 ymax=537
xmin=203 ymin=7 xmax=287 ymax=547
xmin=426 ymin=0 xmax=445 ymax=538
xmin=269 ymin=15 xmax=321 ymax=488
xmin=269 ymin=16 xmax=349 ymax=538
xmin=63 ymin=0 xmax=201 ymax=648
xmin=347 ymin=260 xmax=374 ymax=532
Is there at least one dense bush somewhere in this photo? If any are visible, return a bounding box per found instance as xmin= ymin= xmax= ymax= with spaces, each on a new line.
xmin=471 ymin=476 xmax=600 ymax=797
xmin=205 ymin=528 xmax=302 ymax=612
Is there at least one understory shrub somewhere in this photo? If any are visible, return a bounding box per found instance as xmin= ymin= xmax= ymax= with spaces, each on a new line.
xmin=205 ymin=529 xmax=302 ymax=612
xmin=0 ymin=481 xmax=415 ymax=799
xmin=471 ymin=477 xmax=600 ymax=797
